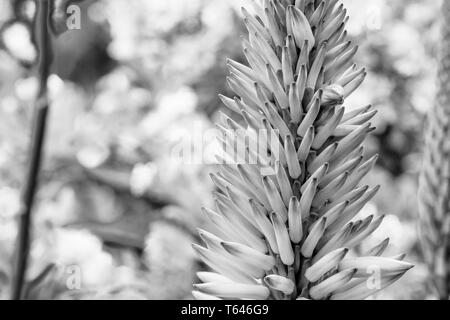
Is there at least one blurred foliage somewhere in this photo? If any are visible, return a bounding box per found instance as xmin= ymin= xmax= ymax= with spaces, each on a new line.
xmin=0 ymin=0 xmax=443 ymax=299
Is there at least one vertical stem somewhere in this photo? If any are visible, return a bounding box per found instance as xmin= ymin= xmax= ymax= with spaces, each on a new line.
xmin=10 ymin=0 xmax=52 ymax=300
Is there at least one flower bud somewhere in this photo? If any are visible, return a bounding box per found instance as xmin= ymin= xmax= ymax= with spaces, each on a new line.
xmin=322 ymin=84 xmax=345 ymax=107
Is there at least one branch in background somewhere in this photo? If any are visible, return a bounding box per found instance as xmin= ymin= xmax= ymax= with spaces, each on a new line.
xmin=41 ymin=159 xmax=200 ymax=248
xmin=83 ymin=166 xmax=172 ymax=209
xmin=11 ymin=0 xmax=53 ymax=300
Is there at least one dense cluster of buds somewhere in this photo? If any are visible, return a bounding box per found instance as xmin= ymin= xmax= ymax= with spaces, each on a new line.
xmin=193 ymin=0 xmax=412 ymax=300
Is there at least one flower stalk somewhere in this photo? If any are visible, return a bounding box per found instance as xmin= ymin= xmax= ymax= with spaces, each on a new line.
xmin=11 ymin=0 xmax=53 ymax=300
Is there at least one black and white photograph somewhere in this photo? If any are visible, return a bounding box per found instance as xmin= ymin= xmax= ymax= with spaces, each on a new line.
xmin=0 ymin=0 xmax=448 ymax=306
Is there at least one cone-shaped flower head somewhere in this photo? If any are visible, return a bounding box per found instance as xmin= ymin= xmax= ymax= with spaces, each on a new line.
xmin=193 ymin=0 xmax=412 ymax=300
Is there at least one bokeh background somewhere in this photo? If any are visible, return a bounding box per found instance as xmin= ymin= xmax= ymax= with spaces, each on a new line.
xmin=0 ymin=0 xmax=442 ymax=299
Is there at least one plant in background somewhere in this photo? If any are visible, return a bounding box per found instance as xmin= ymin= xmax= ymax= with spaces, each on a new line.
xmin=418 ymin=0 xmax=450 ymax=301
xmin=193 ymin=0 xmax=412 ymax=300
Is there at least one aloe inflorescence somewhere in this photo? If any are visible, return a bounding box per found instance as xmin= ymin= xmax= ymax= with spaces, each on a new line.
xmin=419 ymin=0 xmax=450 ymax=300
xmin=193 ymin=0 xmax=412 ymax=300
